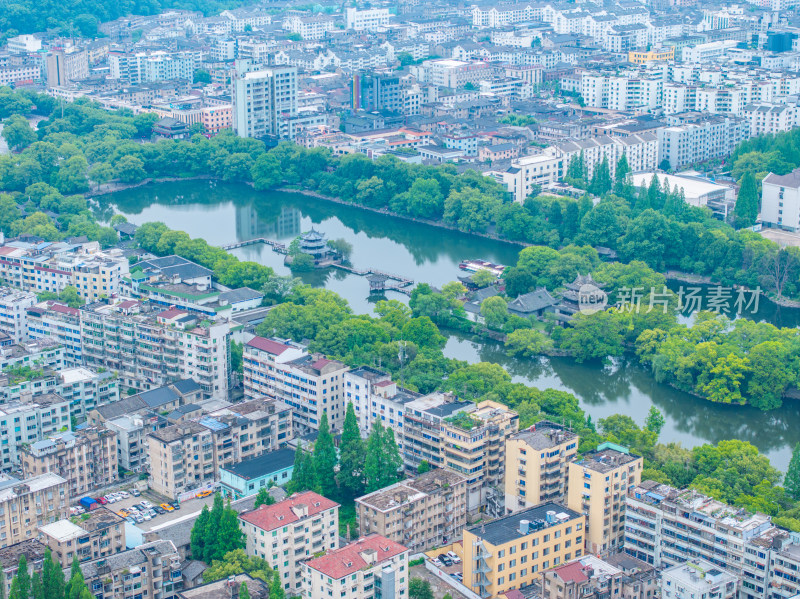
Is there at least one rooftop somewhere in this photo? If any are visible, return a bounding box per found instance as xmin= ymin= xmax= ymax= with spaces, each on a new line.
xmin=512 ymin=421 xmax=578 ymax=450
xmin=467 ymin=502 xmax=581 ymax=546
xmin=574 ymin=443 xmax=640 ymax=473
xmin=239 ymin=491 xmax=339 ymax=532
xmin=356 ymin=469 xmax=466 ymax=512
xmin=221 ymin=448 xmax=295 ymax=481
xmin=305 ymin=534 xmax=407 ymax=580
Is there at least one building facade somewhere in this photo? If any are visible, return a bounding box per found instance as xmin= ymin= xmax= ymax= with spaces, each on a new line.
xmin=233 ymin=64 xmax=298 ymax=139
xmin=40 ymin=509 xmax=126 ymax=566
xmin=0 ymin=473 xmax=69 ymax=549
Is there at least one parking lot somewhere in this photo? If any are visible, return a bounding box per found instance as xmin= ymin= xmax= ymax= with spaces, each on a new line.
xmin=85 ymin=490 xmax=218 ymax=532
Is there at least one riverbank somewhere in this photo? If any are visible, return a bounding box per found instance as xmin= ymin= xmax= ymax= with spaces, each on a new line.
xmin=86 ymin=175 xmax=215 ymax=198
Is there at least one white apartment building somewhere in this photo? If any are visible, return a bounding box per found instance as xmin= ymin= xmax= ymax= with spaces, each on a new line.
xmin=243 ymin=336 xmax=349 ymax=433
xmin=221 ymin=8 xmax=272 ymax=31
xmin=109 ymin=51 xmax=196 ymax=84
xmin=282 ymin=15 xmax=334 ymax=40
xmin=233 ymin=64 xmax=298 ymax=139
xmin=0 ymin=65 xmax=41 ymax=86
xmin=345 ymin=7 xmax=392 ymax=31
xmin=7 ymin=35 xmax=42 ymax=54
xmin=743 ymin=103 xmax=800 ymax=137
xmin=0 ymin=395 xmax=72 ymax=469
xmin=492 ymin=154 xmax=564 ymax=203
xmin=301 ymin=534 xmax=409 ymax=599
xmin=239 ymin=491 xmax=340 ymax=594
xmin=762 ymin=168 xmax=800 ymax=231
xmin=26 ymin=301 xmax=82 ymax=366
xmin=413 ymin=59 xmax=493 ymax=88
xmin=658 ymin=115 xmax=745 ymax=170
xmin=661 ymin=560 xmax=739 ymax=599
xmin=80 ymin=300 xmax=232 ymax=399
xmin=545 ymin=133 xmax=659 ymax=180
xmin=0 ymin=288 xmax=36 ymax=344
xmin=682 ymin=40 xmax=739 ymax=63
xmin=104 ymin=415 xmax=150 ymax=473
xmin=0 ymin=473 xmax=69 ymax=548
xmin=343 ymin=367 xmax=421 ymax=453
xmin=472 ymin=4 xmax=539 ymax=28
xmin=580 ymin=73 xmax=663 ymax=112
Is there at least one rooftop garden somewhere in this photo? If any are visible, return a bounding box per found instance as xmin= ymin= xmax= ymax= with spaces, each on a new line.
xmin=444 ymin=412 xmax=481 ymax=431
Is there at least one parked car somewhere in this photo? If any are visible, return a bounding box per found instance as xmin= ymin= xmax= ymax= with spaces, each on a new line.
xmin=197 ymin=490 xmax=213 ymax=498
xmin=97 ymin=497 xmax=108 ymax=505
xmin=431 ymin=559 xmax=443 ymax=568
xmin=446 ymin=552 xmax=461 ymax=564
xmin=170 ymin=501 xmax=180 ymax=510
xmin=160 ymin=503 xmax=174 ymax=512
xmin=438 ymin=554 xmax=453 ymax=567
xmin=131 ymin=489 xmax=141 ymax=497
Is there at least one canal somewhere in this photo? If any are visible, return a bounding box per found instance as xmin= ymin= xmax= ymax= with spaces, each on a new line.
xmin=102 ymin=179 xmax=800 ymax=470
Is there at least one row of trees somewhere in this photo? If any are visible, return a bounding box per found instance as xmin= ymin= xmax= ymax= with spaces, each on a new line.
xmin=189 ymin=493 xmax=245 ymax=564
xmin=289 ymin=407 xmax=404 ymax=501
xmin=4 ymin=551 xmax=94 ymax=599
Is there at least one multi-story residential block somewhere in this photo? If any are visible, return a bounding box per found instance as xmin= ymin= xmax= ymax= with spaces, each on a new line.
xmin=658 ymin=113 xmax=746 ymax=170
xmin=21 ymin=428 xmax=117 ymax=499
xmin=567 ymin=443 xmax=643 ymax=556
xmin=345 ymin=7 xmax=392 ymax=31
xmin=220 ymin=447 xmax=295 ymax=500
xmin=232 ymin=63 xmax=298 ymax=139
xmin=545 ymin=133 xmax=659 ymax=180
xmin=0 ymin=394 xmax=72 ymax=469
xmin=80 ymin=299 xmax=231 ymax=399
xmin=462 ymin=503 xmax=586 ymax=598
xmin=0 ymin=539 xmax=48 ymax=598
xmin=243 ymin=336 xmax=348 ymax=433
xmin=179 ymin=574 xmax=268 ymax=599
xmin=542 ymin=553 xmax=659 ymax=599
xmin=344 ymin=366 xmax=420 ymax=453
xmin=491 ymin=154 xmax=564 ymax=203
xmin=661 ymin=559 xmax=739 ymax=599
xmin=0 ymin=288 xmax=36 ymax=344
xmin=40 ymin=509 xmax=126 ymax=566
xmin=109 ymin=51 xmax=196 ymax=84
xmin=301 ymin=534 xmax=409 ymax=599
xmin=46 ymin=48 xmax=88 ymax=87
xmin=356 ymin=469 xmax=467 ymax=552
xmin=0 ymin=473 xmax=69 ymax=548
xmin=0 ymin=63 xmax=41 ymax=86
xmin=403 ymin=395 xmax=518 ymax=515
xmin=148 ymin=397 xmax=292 ymax=499
xmin=505 ymin=422 xmax=579 ymax=513
xmin=762 ymin=168 xmax=800 ymax=231
xmin=282 ymin=15 xmax=334 ymax=40
xmin=413 ymin=59 xmax=494 ymax=89
xmin=623 ymin=480 xmax=799 ymax=599
xmin=239 ymin=491 xmax=339 ymax=593
xmin=26 ymin=302 xmax=82 ymax=365
xmin=103 ymin=414 xmax=152 ymax=473
xmin=352 ymin=73 xmax=404 ymax=112
xmin=0 ymin=338 xmax=64 ymax=372
xmin=472 ymin=4 xmax=538 ymax=28
xmin=7 ymin=34 xmax=42 ymax=54
xmin=743 ymin=103 xmax=800 ymax=137
xmin=78 ymin=540 xmax=182 ymax=599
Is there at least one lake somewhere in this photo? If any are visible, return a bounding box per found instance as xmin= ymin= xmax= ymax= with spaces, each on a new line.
xmin=102 ymin=179 xmax=800 ymax=470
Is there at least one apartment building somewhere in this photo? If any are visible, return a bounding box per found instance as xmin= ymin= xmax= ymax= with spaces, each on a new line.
xmin=104 ymin=414 xmax=151 ymax=473
xmin=345 ymin=7 xmax=392 ymax=31
xmin=344 ymin=366 xmax=421 ymax=453
xmin=658 ymin=113 xmax=746 ymax=170
xmin=232 ymin=63 xmax=298 ymax=139
xmin=494 ymin=154 xmax=563 ymax=203
xmin=743 ymin=103 xmax=800 ymax=137
xmin=21 ymin=428 xmax=117 ymax=499
xmin=505 ymin=422 xmax=579 ymax=513
xmin=78 ymin=540 xmax=182 ymax=599
xmin=0 ymin=539 xmax=48 ymax=598
xmin=0 ymin=473 xmax=69 ymax=549
xmin=356 ymin=469 xmax=467 ymax=552
xmin=414 ymin=59 xmax=493 ymax=88
xmin=26 ymin=302 xmax=82 ymax=365
xmin=661 ymin=559 xmax=739 ymax=599
xmin=148 ymin=397 xmax=292 ymax=499
xmin=80 ymin=299 xmax=232 ymax=399
xmin=623 ymin=480 xmax=799 ymax=599
xmin=243 ymin=336 xmax=349 ymax=433
xmin=0 ymin=338 xmax=64 ymax=371
xmin=462 ymin=503 xmax=586 ymax=599
xmin=40 ymin=509 xmax=126 ymax=566
xmin=282 ymin=15 xmax=334 ymax=40
xmin=0 ymin=394 xmax=72 ymax=469
xmin=545 ymin=133 xmax=658 ymax=180
xmin=301 ymin=534 xmax=409 ymax=599
xmin=762 ymin=168 xmax=800 ymax=231
xmin=239 ymin=491 xmax=340 ymax=593
xmin=46 ymin=48 xmax=89 ymax=87
xmin=542 ymin=553 xmax=660 ymax=599
xmin=567 ymin=443 xmax=643 ymax=556
xmin=109 ymin=51 xmax=195 ymax=84
xmin=0 ymin=288 xmax=36 ymax=344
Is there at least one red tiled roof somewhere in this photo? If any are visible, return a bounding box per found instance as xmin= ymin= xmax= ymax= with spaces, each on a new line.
xmin=246 ymin=336 xmax=292 ymax=355
xmin=0 ymin=247 xmax=19 ymax=255
xmin=50 ymin=302 xmax=79 ymax=316
xmin=305 ymin=534 xmax=407 ymax=580
xmin=551 ymin=562 xmax=589 ymax=584
xmin=239 ymin=491 xmax=338 ymax=532
xmin=311 ymin=357 xmax=332 ymax=369
xmin=118 ymin=300 xmax=139 ymax=309
xmin=374 ymin=380 xmax=394 ymax=388
xmin=158 ymin=307 xmax=188 ymax=319
xmin=503 ymin=590 xmax=525 ymax=599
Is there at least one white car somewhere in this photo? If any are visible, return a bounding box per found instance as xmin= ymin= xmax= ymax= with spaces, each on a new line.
xmin=431 ymin=559 xmax=443 ymax=568
xmin=119 ymin=491 xmax=129 ymax=498
xmin=446 ymin=552 xmax=461 ymax=564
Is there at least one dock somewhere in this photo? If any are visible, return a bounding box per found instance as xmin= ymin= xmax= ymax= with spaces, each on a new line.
xmin=220 ymin=237 xmax=414 ymax=295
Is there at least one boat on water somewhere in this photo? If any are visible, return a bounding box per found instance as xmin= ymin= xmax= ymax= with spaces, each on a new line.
xmin=458 ymin=259 xmax=506 ymax=277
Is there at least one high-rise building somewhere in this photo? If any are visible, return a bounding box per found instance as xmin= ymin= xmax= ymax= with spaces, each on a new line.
xmin=356 ymin=469 xmax=468 ymax=552
xmin=0 ymin=288 xmax=36 ymax=344
xmin=240 ymin=491 xmax=340 ymax=593
xmin=504 ymin=422 xmax=579 ymax=513
xmin=232 ymin=63 xmax=298 ymax=139
xmin=352 ymin=74 xmax=403 ymax=112
xmin=46 ymin=48 xmax=88 ymax=88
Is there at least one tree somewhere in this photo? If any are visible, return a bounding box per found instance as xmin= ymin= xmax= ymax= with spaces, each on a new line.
xmin=313 ymin=412 xmax=338 ymax=498
xmin=644 ymin=406 xmax=665 ymax=435
xmin=30 ymin=572 xmax=42 ymax=599
xmin=114 ymin=155 xmax=147 ymax=184
xmin=480 ymin=296 xmax=508 ymax=330
xmin=202 ymin=550 xmax=273 ymax=583
xmin=10 ymin=555 xmax=30 ymax=599
xmin=444 ymin=362 xmax=511 ymax=400
xmin=194 ymin=69 xmax=212 ymax=83
xmin=364 ymin=420 xmax=403 ymax=493
xmin=417 ymin=460 xmax=431 ymax=474
xmin=735 ymin=172 xmax=759 ymax=228
xmin=337 ymin=403 xmax=365 ymax=498
xmin=42 ymin=549 xmax=65 ymax=599
xmin=787 ymin=444 xmax=800 ymax=501
xmin=215 ymin=498 xmax=245 ymax=559
xmin=471 ymin=269 xmax=497 ymax=288
xmin=190 ymin=505 xmax=211 ymax=560
xmin=409 ymin=579 xmax=434 ymax=599
xmin=288 ymin=445 xmax=315 ymax=494
xmin=270 ymin=571 xmax=285 ymax=599
xmin=239 ymin=582 xmax=250 ymax=599
xmin=589 ymin=156 xmax=612 ymax=196
xmin=254 ymin=488 xmax=274 ymax=508
xmin=2 ymin=115 xmax=36 ymax=151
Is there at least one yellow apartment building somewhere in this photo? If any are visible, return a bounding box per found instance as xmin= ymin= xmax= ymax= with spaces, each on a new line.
xmin=462 ymin=502 xmax=585 ymax=598
xmin=567 ymin=443 xmax=642 ymax=555
xmin=504 ymin=421 xmax=579 ymax=513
